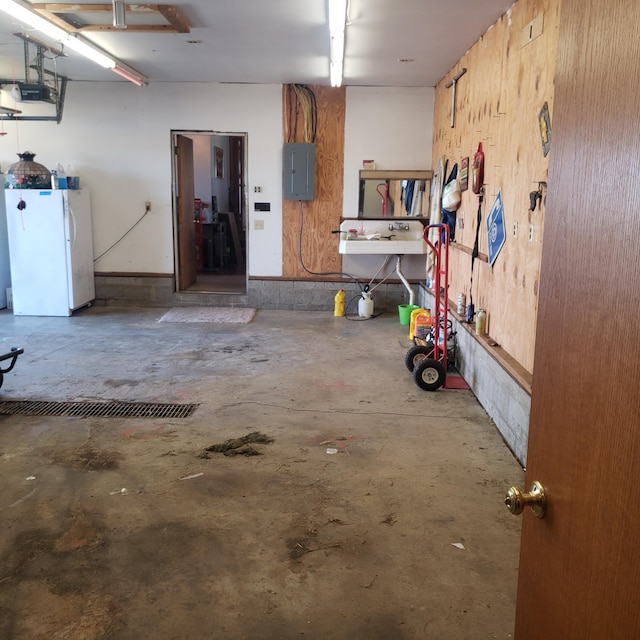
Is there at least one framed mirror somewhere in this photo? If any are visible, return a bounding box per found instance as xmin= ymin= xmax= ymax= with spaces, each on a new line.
xmin=358 ymin=170 xmax=432 ymax=218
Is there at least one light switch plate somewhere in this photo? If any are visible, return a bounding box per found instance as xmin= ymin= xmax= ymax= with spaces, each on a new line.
xmin=521 ymin=14 xmax=544 ymax=47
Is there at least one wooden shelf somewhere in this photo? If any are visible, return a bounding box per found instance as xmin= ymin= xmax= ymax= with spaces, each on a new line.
xmin=359 ymin=169 xmax=433 ymax=181
xmin=449 ymin=242 xmax=488 ymax=262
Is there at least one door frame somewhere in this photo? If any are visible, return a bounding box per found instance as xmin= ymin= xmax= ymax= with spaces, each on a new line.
xmin=171 ymin=129 xmax=248 ymax=294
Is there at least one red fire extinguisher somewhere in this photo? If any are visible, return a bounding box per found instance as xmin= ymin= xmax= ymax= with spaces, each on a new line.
xmin=472 ymin=142 xmax=484 ymax=195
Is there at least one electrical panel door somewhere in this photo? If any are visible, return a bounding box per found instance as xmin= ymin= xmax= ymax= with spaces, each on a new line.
xmin=283 ymin=143 xmax=315 ymax=201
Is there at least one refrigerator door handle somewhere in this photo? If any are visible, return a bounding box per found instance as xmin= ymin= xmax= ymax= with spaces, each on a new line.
xmin=67 ymin=205 xmax=77 ymax=250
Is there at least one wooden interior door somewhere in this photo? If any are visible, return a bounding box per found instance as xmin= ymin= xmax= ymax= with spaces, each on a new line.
xmin=175 ymin=134 xmax=196 ymax=290
xmin=228 ymin=136 xmax=243 ymax=220
xmin=514 ymin=1 xmax=640 ymax=637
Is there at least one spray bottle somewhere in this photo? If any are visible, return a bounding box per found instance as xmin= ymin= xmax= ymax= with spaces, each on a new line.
xmin=358 ymin=291 xmax=374 ymax=318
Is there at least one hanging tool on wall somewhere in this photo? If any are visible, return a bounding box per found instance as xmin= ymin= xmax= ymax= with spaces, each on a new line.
xmin=468 ymin=142 xmax=485 ymax=323
xmin=529 ymin=181 xmax=547 ymax=211
xmin=471 ymin=142 xmax=484 ymax=195
xmin=468 ymin=187 xmax=484 ymax=323
xmin=445 ymin=68 xmax=467 ymax=128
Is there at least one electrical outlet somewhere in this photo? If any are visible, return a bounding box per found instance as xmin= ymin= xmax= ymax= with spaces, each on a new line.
xmin=513 ymin=222 xmax=518 ymax=238
xmin=254 ymin=219 xmax=264 ymax=230
xmin=528 ymin=225 xmax=534 ymax=243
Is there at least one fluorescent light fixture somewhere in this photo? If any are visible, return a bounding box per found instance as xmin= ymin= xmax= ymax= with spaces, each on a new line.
xmin=330 ymin=33 xmax=344 ymax=88
xmin=329 ymin=0 xmax=348 ymax=34
xmin=0 ymin=0 xmax=67 ymax=41
xmin=328 ymin=0 xmax=347 ymax=87
xmin=65 ymin=35 xmax=115 ymax=69
xmin=113 ymin=0 xmax=126 ymax=30
xmin=0 ymin=0 xmax=147 ymax=85
xmin=112 ymin=63 xmax=148 ymax=86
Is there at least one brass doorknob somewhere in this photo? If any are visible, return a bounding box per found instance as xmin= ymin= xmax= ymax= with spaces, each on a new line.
xmin=504 ymin=481 xmax=547 ymax=518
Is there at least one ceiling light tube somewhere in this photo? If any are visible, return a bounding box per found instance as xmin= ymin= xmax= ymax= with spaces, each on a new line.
xmin=1 ymin=0 xmax=114 ymax=68
xmin=330 ymin=34 xmax=345 ymax=87
xmin=112 ymin=63 xmax=148 ymax=86
xmin=64 ymin=36 xmax=115 ymax=69
xmin=329 ymin=0 xmax=348 ymax=34
xmin=328 ymin=0 xmax=347 ymax=87
xmin=0 ymin=0 xmax=147 ymax=85
xmin=1 ymin=0 xmax=67 ymax=41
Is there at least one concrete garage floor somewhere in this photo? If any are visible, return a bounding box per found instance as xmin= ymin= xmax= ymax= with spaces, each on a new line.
xmin=0 ymin=306 xmax=524 ymax=640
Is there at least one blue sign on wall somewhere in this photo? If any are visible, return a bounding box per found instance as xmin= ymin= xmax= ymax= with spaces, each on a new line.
xmin=486 ymin=189 xmax=506 ymax=266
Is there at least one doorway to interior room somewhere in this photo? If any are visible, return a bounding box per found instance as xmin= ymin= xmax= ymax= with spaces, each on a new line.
xmin=172 ymin=131 xmax=247 ymax=295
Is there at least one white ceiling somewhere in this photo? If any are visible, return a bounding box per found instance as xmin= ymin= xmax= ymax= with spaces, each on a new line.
xmin=0 ymin=0 xmax=514 ymax=87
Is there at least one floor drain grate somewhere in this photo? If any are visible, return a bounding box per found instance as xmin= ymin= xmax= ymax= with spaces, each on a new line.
xmin=0 ymin=400 xmax=198 ymax=419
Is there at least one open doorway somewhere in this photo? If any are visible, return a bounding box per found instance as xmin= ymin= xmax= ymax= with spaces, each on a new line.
xmin=172 ymin=130 xmax=247 ymax=295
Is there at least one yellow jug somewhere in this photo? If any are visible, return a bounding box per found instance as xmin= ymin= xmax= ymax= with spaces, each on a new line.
xmin=334 ymin=290 xmax=345 ymax=317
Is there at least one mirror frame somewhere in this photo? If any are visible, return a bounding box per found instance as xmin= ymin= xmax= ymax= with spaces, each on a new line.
xmin=358 ymin=169 xmax=433 ymax=218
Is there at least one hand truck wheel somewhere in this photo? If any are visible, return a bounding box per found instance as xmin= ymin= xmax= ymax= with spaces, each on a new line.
xmin=413 ymin=358 xmax=447 ymax=391
xmin=404 ymin=344 xmax=435 ymax=372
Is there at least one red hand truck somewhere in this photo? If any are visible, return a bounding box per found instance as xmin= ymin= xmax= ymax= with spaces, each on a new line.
xmin=404 ymin=223 xmax=449 ymax=391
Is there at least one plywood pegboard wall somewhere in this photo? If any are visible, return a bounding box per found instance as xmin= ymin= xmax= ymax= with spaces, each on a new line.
xmin=432 ymin=0 xmax=561 ymax=374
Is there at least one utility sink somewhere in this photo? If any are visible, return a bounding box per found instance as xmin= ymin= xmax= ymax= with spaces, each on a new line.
xmin=338 ymin=219 xmax=427 ymax=254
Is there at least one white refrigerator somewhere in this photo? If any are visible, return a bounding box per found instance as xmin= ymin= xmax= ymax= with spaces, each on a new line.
xmin=0 ymin=183 xmax=10 ymax=309
xmin=4 ymin=189 xmax=95 ymax=316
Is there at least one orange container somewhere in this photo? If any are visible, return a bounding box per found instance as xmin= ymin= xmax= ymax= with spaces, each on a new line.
xmin=414 ymin=310 xmax=433 ymax=340
xmin=408 ymin=307 xmax=424 ymax=339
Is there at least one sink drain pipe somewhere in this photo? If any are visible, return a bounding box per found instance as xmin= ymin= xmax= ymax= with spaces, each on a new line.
xmin=395 ymin=255 xmax=415 ymax=306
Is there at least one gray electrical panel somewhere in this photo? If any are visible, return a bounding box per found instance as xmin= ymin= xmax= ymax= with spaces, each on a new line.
xmin=283 ymin=143 xmax=315 ymax=201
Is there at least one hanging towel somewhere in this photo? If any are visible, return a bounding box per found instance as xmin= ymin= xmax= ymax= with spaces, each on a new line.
xmin=441 ymin=163 xmax=459 ymax=242
xmin=410 ymin=182 xmax=423 ymax=216
xmin=404 ymin=180 xmax=415 ymax=213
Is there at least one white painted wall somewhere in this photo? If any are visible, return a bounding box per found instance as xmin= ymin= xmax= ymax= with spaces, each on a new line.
xmin=0 ymin=82 xmax=284 ymax=277
xmin=341 ymin=86 xmax=435 ymax=281
xmin=343 ymin=86 xmax=434 ymax=217
xmin=0 ymin=83 xmax=433 ymax=281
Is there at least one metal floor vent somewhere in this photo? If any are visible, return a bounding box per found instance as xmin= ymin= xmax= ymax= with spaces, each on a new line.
xmin=0 ymin=400 xmax=198 ymax=419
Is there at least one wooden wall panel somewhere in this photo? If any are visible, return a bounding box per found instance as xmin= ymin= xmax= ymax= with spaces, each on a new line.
xmin=282 ymin=86 xmax=346 ymax=278
xmin=432 ymin=0 xmax=561 ymax=373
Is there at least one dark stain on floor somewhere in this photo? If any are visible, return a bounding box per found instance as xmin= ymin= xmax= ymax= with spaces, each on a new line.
xmin=202 ymin=431 xmax=274 ymax=457
xmin=53 ymin=448 xmax=124 ymax=471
